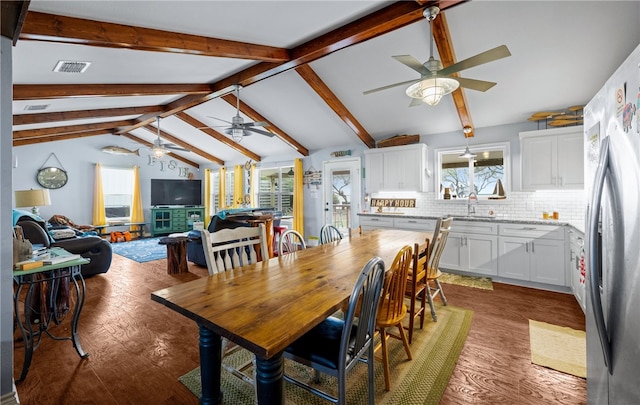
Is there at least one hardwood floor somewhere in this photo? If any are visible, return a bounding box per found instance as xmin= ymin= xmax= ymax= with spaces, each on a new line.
xmin=14 ymin=253 xmax=586 ymax=404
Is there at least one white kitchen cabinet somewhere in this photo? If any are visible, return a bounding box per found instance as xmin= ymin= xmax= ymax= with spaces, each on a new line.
xmin=440 ymin=221 xmax=498 ymax=276
xmin=364 ymin=143 xmax=428 ymax=192
xmin=358 ymin=215 xmax=435 ymax=233
xmin=520 ymin=126 xmax=583 ymax=190
xmin=497 ymin=224 xmax=566 ymax=286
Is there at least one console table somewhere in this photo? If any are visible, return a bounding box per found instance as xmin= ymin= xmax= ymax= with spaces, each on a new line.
xmin=13 ymin=255 xmax=90 ymax=382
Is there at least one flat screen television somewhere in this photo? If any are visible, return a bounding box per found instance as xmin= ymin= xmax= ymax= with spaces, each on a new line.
xmin=151 ymin=179 xmax=202 ymax=206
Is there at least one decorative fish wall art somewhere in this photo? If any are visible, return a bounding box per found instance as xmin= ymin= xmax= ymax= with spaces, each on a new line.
xmin=101 ymin=146 xmax=140 ymax=156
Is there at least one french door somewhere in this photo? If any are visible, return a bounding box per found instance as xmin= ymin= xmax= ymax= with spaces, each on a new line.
xmin=323 ymin=158 xmax=361 ymax=234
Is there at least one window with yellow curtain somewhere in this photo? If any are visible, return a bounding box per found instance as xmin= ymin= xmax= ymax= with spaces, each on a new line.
xmin=101 ymin=167 xmax=134 ymax=221
xmin=257 ymin=165 xmax=294 ymax=216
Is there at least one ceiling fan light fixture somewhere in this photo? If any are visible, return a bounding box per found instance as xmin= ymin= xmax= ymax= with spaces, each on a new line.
xmin=230 ymin=127 xmax=244 ymax=143
xmin=152 ymin=146 xmax=168 ymax=158
xmin=406 ymin=77 xmax=459 ymax=106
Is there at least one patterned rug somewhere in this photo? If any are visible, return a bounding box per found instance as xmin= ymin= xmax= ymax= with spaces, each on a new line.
xmin=439 ymin=272 xmax=493 ymax=290
xmin=529 ymin=320 xmax=586 ymax=378
xmin=110 ymin=237 xmax=167 ymax=263
xmin=179 ymin=304 xmax=473 ymax=404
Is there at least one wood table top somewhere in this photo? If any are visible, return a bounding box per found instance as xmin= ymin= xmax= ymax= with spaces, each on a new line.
xmin=151 ymin=228 xmax=430 ymax=359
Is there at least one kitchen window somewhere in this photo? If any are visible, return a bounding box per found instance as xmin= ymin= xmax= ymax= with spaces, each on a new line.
xmin=435 ymin=142 xmax=510 ymax=200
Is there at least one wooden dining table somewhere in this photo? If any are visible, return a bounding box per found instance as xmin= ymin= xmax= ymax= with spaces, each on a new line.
xmin=151 ymin=228 xmax=431 ymax=405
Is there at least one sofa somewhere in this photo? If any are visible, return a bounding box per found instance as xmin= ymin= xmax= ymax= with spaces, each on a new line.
xmin=187 ymin=208 xmax=281 ymax=267
xmin=14 ymin=210 xmax=113 ymax=277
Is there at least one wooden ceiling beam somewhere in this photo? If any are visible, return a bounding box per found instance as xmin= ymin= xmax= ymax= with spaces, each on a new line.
xmin=20 ymin=11 xmax=290 ymax=63
xmin=174 ymin=112 xmax=262 ymax=162
xmin=14 ymin=84 xmax=214 ymax=100
xmin=431 ymin=7 xmax=475 ymax=137
xmin=1 ymin=1 xmax=30 ymax=45
xmin=13 ymin=119 xmax=134 ymax=139
xmin=13 ymin=129 xmax=110 ymax=146
xmin=220 ymin=94 xmax=310 ymax=156
xmin=294 ymin=65 xmax=375 ymax=148
xmin=13 ymin=105 xmax=163 ymax=125
xmin=141 ymin=124 xmax=224 ymax=166
xmin=121 ymin=133 xmax=200 ymax=169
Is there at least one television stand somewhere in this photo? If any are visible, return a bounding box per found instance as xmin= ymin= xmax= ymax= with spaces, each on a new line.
xmin=151 ymin=206 xmax=205 ymax=237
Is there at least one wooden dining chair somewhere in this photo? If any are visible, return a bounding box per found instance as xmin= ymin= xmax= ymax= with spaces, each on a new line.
xmin=284 ymin=256 xmax=386 ymax=405
xmin=348 ymin=225 xmax=362 ymax=238
xmin=425 ymin=216 xmax=453 ymax=322
xmin=319 ymin=224 xmax=343 ymax=244
xmin=200 ymin=223 xmax=269 ymax=387
xmin=278 ymin=229 xmax=306 ymax=256
xmin=404 ymin=239 xmax=429 ymax=344
xmin=376 ymin=245 xmax=413 ymax=391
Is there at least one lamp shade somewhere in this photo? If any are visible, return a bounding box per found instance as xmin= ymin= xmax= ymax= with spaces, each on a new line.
xmin=15 ymin=189 xmax=51 ymax=215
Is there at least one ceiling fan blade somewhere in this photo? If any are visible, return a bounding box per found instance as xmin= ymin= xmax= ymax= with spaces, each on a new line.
xmin=206 ymin=116 xmax=233 ymax=124
xmin=439 ymin=45 xmax=511 ymax=76
xmin=166 ymin=145 xmax=191 ymax=152
xmin=363 ymin=78 xmax=420 ymax=95
xmin=408 ymin=97 xmax=424 ymax=107
xmin=392 ymin=55 xmax=429 ymax=75
xmin=246 ymin=127 xmax=275 ymax=137
xmin=455 ymin=76 xmax=497 ymax=92
xmin=241 ymin=121 xmax=268 ymax=128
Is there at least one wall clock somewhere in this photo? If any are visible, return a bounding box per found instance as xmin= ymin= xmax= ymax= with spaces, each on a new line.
xmin=37 ymin=167 xmax=68 ymax=189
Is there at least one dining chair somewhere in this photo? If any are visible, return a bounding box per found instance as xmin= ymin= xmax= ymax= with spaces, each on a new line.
xmin=200 ymin=223 xmax=269 ymax=387
xmin=283 ymin=256 xmax=386 ymax=405
xmin=348 ymin=225 xmax=362 ymax=238
xmin=376 ymin=245 xmax=413 ymax=391
xmin=404 ymin=239 xmax=429 ymax=344
xmin=319 ymin=224 xmax=343 ymax=244
xmin=278 ymin=229 xmax=306 ymax=256
xmin=425 ymin=216 xmax=453 ymax=322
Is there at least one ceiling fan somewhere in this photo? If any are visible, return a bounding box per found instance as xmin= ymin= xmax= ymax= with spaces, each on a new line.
xmin=207 ymin=84 xmax=275 ymax=142
xmin=363 ymin=6 xmax=511 ymax=107
xmin=150 ymin=116 xmax=190 ymax=158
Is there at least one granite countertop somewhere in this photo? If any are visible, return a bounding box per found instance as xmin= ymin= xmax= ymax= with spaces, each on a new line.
xmin=357 ymin=212 xmax=585 ymax=234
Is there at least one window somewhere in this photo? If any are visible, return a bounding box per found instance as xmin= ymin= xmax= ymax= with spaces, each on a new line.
xmin=435 ymin=142 xmax=509 ymax=200
xmin=257 ymin=165 xmax=294 ymax=215
xmin=101 ymin=167 xmax=134 ymax=220
xmin=210 ymin=170 xmax=235 ymax=212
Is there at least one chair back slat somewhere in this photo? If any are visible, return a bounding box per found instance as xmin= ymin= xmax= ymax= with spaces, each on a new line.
xmin=379 ymin=245 xmax=413 ymax=321
xmin=319 ymin=224 xmax=343 ymax=244
xmin=201 ymin=223 xmax=269 ymax=276
xmin=278 ymin=229 xmax=306 ymax=256
xmin=428 ymin=217 xmax=453 ymax=278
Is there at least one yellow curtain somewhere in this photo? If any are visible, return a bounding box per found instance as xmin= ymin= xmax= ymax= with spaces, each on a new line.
xmin=250 ymin=163 xmax=257 ymax=207
xmin=233 ymin=165 xmax=243 ymax=208
xmin=92 ymin=163 xmax=107 ymax=226
xmin=293 ymin=158 xmax=304 ymax=236
xmin=219 ymin=167 xmax=227 ymax=210
xmin=129 ymin=166 xmax=144 ymax=232
xmin=204 ymin=168 xmax=212 ymax=227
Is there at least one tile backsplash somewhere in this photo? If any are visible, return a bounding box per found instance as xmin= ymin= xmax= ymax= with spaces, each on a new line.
xmin=369 ymin=190 xmax=585 ymax=230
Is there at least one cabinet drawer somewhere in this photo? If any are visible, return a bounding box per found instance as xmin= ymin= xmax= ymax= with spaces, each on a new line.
xmin=172 ymin=211 xmax=186 ymax=219
xmin=498 ymin=224 xmax=564 ymax=240
xmin=393 ymin=218 xmax=436 ymax=231
xmin=451 ymin=221 xmax=498 ymax=235
xmin=359 ymin=216 xmax=394 ymax=229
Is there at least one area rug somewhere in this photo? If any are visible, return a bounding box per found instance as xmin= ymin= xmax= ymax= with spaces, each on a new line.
xmin=529 ymin=320 xmax=586 ymax=378
xmin=179 ymin=304 xmax=472 ymax=404
xmin=439 ymin=272 xmax=493 ymax=290
xmin=110 ymin=237 xmax=167 ymax=263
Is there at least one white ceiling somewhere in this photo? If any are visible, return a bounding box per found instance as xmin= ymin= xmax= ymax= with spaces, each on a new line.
xmin=12 ymin=1 xmax=640 ymax=167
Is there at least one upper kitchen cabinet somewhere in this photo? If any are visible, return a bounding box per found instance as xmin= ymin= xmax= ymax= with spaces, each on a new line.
xmin=364 ymin=143 xmax=428 ymax=193
xmin=520 ymin=126 xmax=584 ymax=191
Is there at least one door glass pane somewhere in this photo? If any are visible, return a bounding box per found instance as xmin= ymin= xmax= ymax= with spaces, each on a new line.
xmin=332 ymin=169 xmax=351 ymax=230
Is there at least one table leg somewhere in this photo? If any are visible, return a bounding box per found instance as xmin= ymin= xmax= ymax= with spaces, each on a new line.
xmin=198 ymin=324 xmax=222 ymax=405
xmin=70 ymin=267 xmax=89 ymax=358
xmin=255 ymin=352 xmax=284 ymax=405
xmin=14 ymin=282 xmax=37 ymax=382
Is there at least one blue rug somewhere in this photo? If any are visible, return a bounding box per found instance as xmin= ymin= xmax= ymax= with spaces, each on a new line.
xmin=110 ymin=237 xmax=167 ymax=263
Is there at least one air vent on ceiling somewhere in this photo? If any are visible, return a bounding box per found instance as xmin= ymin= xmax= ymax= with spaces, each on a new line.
xmin=53 ymin=60 xmax=91 ymax=73
xmin=24 ymin=104 xmax=50 ymax=111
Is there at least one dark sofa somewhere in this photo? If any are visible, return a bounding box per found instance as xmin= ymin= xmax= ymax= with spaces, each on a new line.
xmin=15 ymin=213 xmax=113 ymax=277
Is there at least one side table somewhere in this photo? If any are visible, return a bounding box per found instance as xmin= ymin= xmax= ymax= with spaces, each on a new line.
xmin=159 ymin=236 xmax=190 ymax=274
xmin=13 ymin=256 xmax=90 ymax=382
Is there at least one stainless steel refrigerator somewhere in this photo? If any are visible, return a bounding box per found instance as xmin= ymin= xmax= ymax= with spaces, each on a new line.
xmin=583 ymin=43 xmax=640 ymax=404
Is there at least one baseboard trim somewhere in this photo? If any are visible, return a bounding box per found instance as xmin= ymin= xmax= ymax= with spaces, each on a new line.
xmin=1 ymin=386 xmax=20 ymax=405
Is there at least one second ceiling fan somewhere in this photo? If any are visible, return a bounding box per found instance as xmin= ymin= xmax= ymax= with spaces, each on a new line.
xmin=364 ymin=6 xmax=511 ymax=106
xmin=208 ymin=84 xmax=275 ymax=142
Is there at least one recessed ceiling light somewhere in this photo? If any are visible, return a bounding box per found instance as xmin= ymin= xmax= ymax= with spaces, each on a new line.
xmin=53 ymin=60 xmax=91 ymax=73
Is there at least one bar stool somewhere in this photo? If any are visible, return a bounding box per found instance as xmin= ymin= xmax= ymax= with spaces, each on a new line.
xmin=273 ymin=225 xmax=288 ymax=256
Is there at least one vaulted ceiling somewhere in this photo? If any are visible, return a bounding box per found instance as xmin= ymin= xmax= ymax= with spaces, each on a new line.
xmin=7 ymin=1 xmax=640 ymax=169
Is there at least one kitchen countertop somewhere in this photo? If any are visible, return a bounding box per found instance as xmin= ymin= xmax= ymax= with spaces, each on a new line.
xmin=357 ymin=212 xmax=585 ymax=234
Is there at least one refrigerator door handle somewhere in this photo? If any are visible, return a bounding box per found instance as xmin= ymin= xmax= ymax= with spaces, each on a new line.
xmin=587 ymin=135 xmax=612 ymax=373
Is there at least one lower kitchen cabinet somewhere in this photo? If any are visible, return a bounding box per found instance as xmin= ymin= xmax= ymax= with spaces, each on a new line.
xmin=497 ymin=224 xmax=566 ymax=286
xmin=440 ymin=221 xmax=498 ymax=276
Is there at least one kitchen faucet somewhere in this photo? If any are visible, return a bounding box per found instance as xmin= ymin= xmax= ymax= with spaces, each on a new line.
xmin=467 ymin=192 xmax=478 ymax=216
